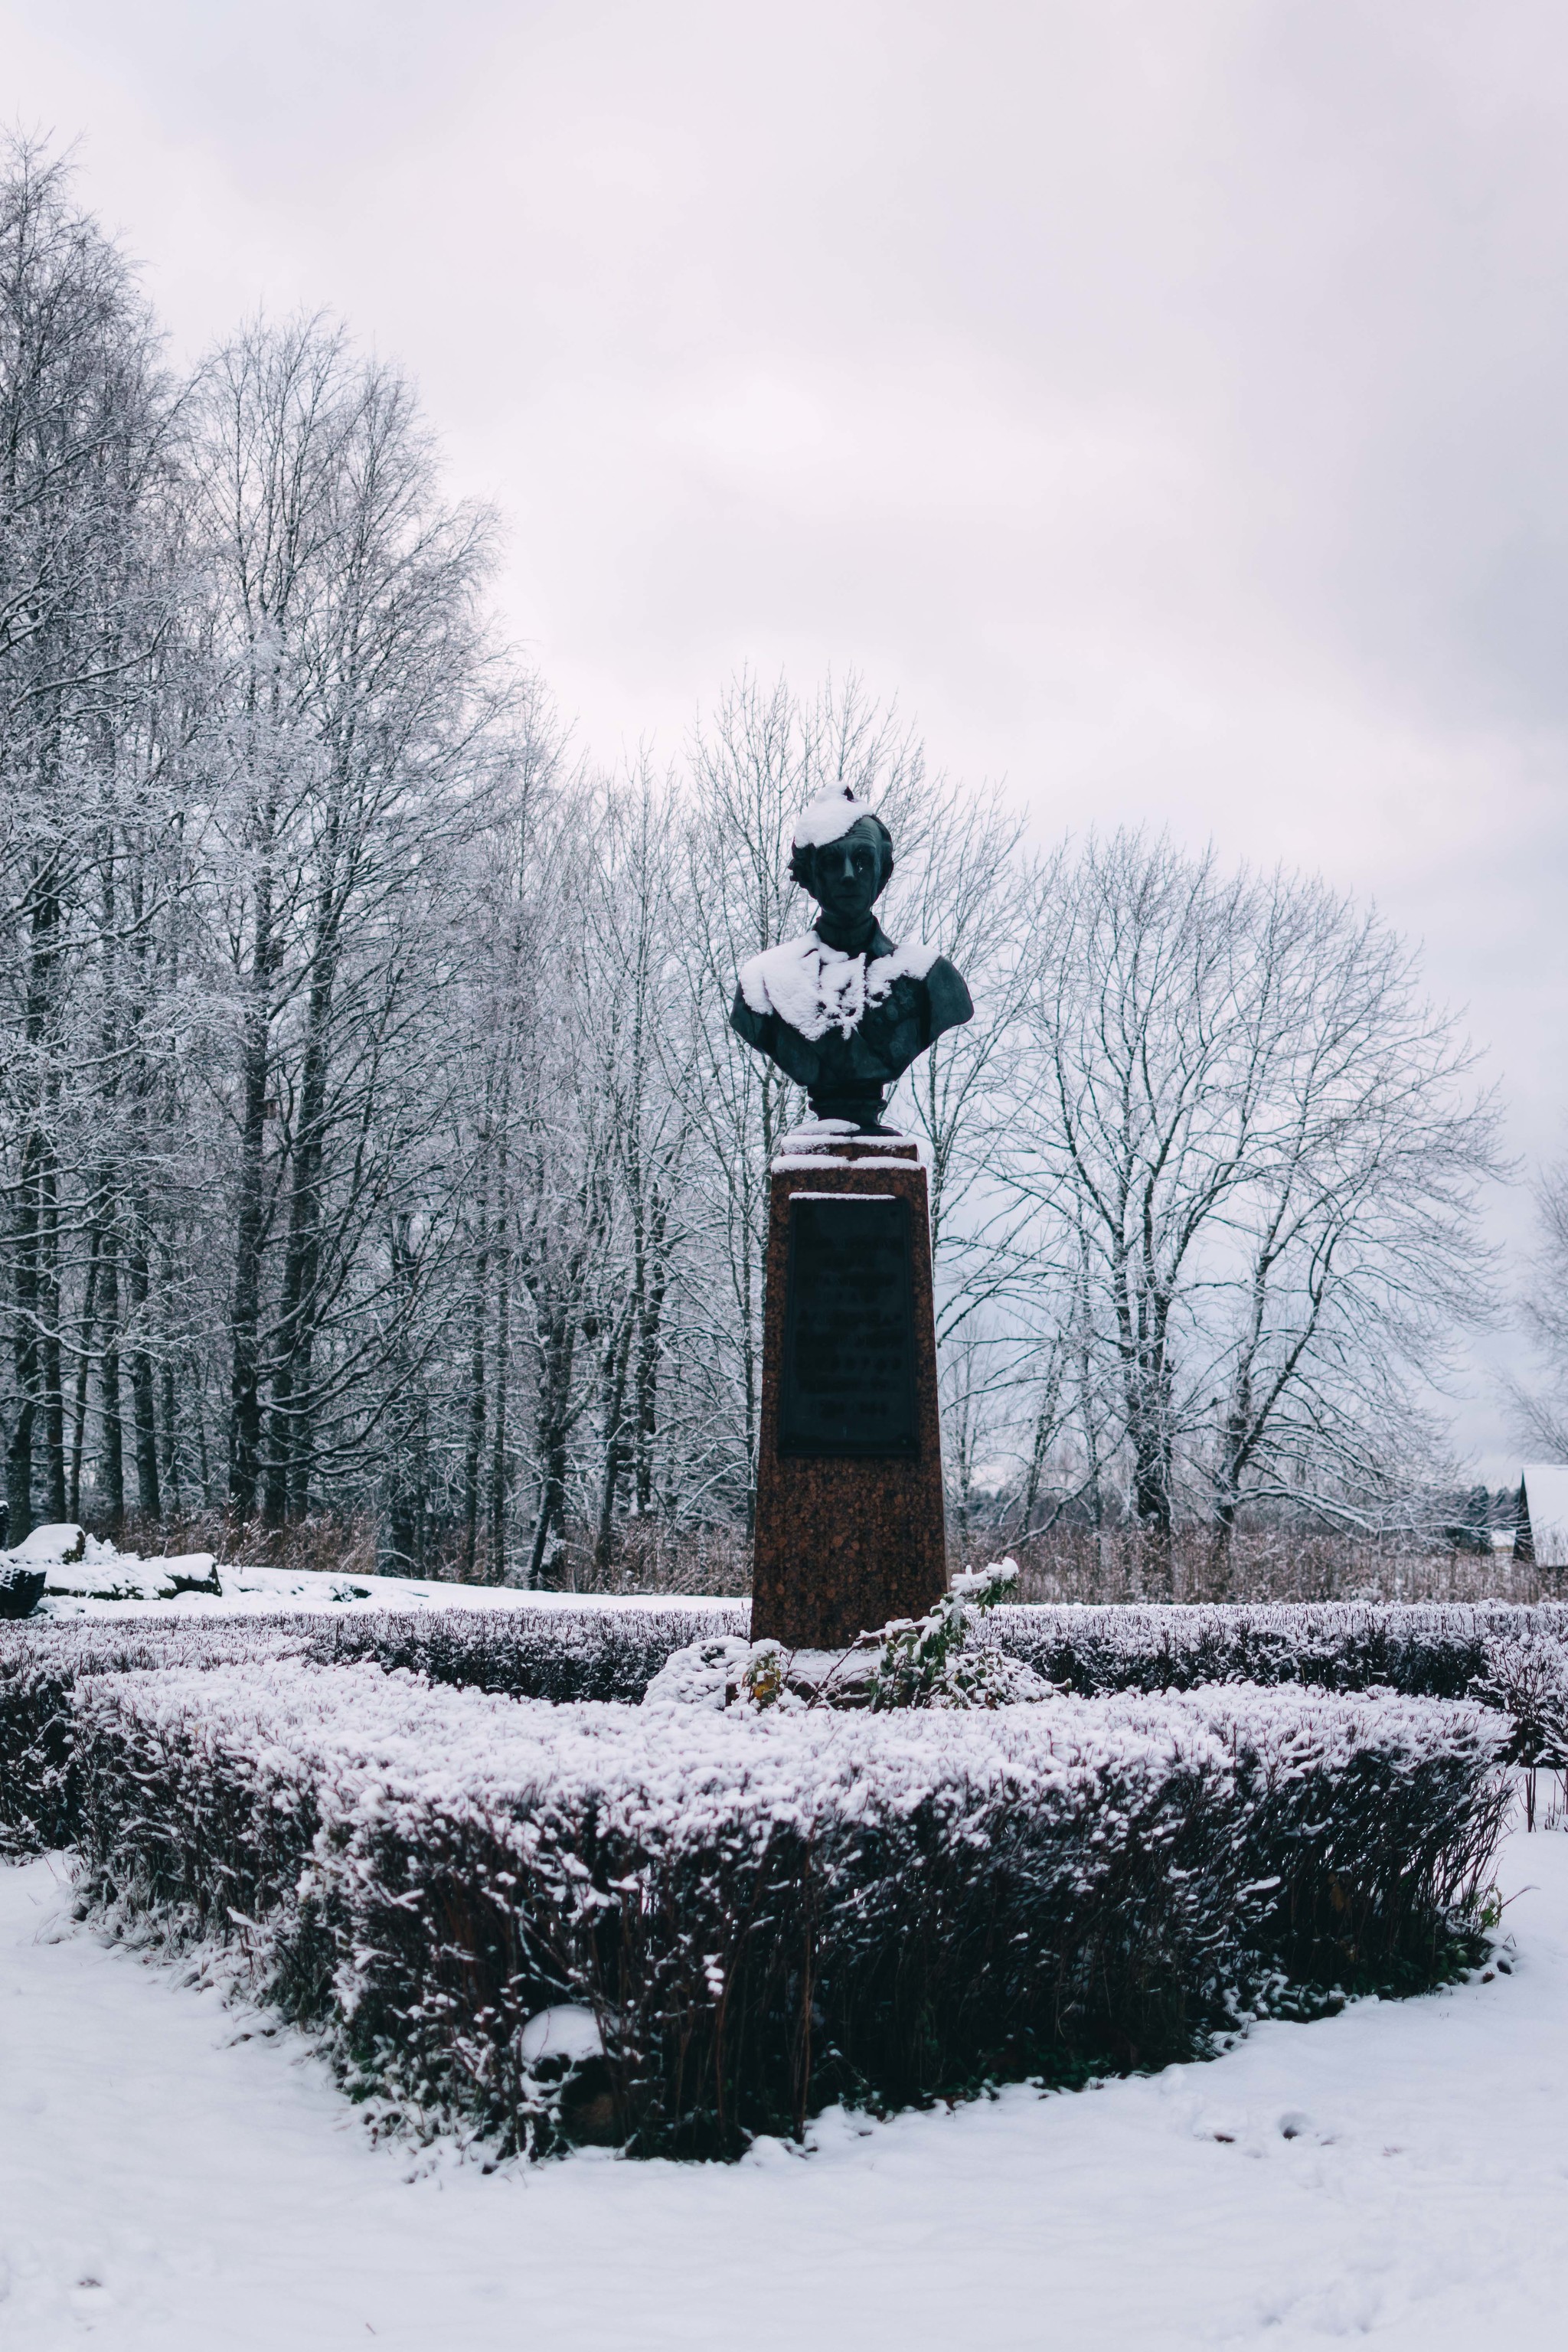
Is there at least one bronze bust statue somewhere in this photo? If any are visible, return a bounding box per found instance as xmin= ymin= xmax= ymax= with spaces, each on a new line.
xmin=729 ymin=790 xmax=973 ymax=1132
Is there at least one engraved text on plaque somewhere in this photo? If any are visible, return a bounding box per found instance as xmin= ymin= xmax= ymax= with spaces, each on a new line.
xmin=778 ymin=1194 xmax=919 ymax=1458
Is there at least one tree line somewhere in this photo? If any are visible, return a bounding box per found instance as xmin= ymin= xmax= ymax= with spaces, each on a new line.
xmin=1 ymin=142 xmax=1507 ymax=1586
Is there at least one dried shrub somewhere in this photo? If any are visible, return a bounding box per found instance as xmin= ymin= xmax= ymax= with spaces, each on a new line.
xmin=1001 ymin=1526 xmax=1554 ymax=1606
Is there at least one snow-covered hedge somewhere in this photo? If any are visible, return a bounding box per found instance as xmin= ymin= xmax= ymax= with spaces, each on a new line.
xmin=66 ymin=1661 xmax=1507 ymax=2158
xmin=0 ymin=1605 xmax=746 ymax=1856
xmin=984 ymin=1599 xmax=1568 ymax=1703
xmin=11 ymin=1575 xmax=1568 ymax=1707
xmin=8 ymin=1596 xmax=1568 ymax=1857
xmin=2 ymin=1618 xmax=268 ymax=1854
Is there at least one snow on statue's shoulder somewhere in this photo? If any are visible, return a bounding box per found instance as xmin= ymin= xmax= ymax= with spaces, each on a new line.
xmin=873 ymin=938 xmax=939 ymax=985
xmin=737 ymin=932 xmax=942 ymax=1043
xmin=737 ymin=934 xmax=824 ymax=1025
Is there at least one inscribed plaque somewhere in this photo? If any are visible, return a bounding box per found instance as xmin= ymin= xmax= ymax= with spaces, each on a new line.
xmin=779 ymin=1194 xmax=919 ymax=1457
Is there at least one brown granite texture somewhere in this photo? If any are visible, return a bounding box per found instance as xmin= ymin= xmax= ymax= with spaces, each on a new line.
xmin=751 ymin=1136 xmax=947 ymax=1650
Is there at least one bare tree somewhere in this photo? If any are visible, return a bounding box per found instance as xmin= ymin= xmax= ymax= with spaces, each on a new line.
xmin=0 ymin=137 xmax=182 ymax=1542
xmin=1507 ymin=1163 xmax=1568 ymax=1460
xmin=998 ymin=831 xmax=1501 ymax=1578
xmin=579 ymin=764 xmax=696 ymax=1557
xmin=190 ymin=315 xmax=515 ymax=1529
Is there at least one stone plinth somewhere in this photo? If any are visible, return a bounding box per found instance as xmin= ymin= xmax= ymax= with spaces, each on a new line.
xmin=751 ymin=1129 xmax=947 ymax=1651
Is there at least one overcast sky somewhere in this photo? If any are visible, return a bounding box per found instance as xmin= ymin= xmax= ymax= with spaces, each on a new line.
xmin=6 ymin=0 xmax=1566 ymax=1468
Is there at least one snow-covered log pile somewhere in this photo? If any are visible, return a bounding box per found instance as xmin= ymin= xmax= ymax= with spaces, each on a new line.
xmin=0 ymin=1560 xmax=47 ymax=1620
xmin=1 ymin=1524 xmax=224 ymax=1606
xmin=0 ymin=1524 xmax=750 ymax=1622
xmin=64 ymin=1661 xmax=1508 ymax=2158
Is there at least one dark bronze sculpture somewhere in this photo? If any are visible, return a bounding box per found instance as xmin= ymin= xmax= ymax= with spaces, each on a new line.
xmin=730 ymin=790 xmax=973 ymax=1132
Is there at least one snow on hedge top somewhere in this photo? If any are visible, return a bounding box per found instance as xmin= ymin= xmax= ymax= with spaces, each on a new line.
xmin=737 ymin=933 xmax=939 ymax=1040
xmin=791 ymin=789 xmax=876 ymax=849
xmin=75 ymin=1661 xmax=1507 ymax=1852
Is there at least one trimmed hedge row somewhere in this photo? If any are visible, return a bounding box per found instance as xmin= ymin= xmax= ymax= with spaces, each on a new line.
xmin=8 ymin=1596 xmax=1568 ymax=1857
xmin=11 ymin=1596 xmax=1568 ymax=1707
xmin=14 ymin=1594 xmax=1568 ymax=1710
xmin=6 ymin=1593 xmax=1563 ymax=1844
xmin=0 ymin=1606 xmax=746 ymax=1855
xmin=985 ymin=1599 xmax=1568 ymax=1700
xmin=66 ymin=1661 xmax=1507 ymax=2158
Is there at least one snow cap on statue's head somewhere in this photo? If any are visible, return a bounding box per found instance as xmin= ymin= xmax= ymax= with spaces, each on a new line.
xmin=792 ymin=786 xmax=872 ymax=851
xmin=788 ymin=789 xmax=894 ymax=895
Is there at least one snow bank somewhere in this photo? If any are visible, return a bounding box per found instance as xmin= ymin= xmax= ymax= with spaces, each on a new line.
xmin=8 ymin=1831 xmax=1567 ymax=2348
xmin=1 ymin=1524 xmax=742 ymax=1619
xmin=63 ymin=1661 xmax=1508 ymax=2159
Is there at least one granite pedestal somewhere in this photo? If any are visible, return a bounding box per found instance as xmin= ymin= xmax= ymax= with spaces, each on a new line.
xmin=750 ymin=1129 xmax=948 ymax=1651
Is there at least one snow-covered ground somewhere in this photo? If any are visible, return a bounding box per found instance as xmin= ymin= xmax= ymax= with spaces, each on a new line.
xmin=5 ymin=1522 xmax=738 ymax=1618
xmin=2 ymin=1824 xmax=1564 ymax=2350
xmin=37 ymin=1569 xmax=736 ymax=1617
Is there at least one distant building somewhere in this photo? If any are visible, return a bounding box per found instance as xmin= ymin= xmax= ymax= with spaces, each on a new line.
xmin=1514 ymin=1465 xmax=1568 ymax=1568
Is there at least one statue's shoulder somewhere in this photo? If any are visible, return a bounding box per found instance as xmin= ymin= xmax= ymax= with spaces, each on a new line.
xmin=896 ymin=945 xmax=972 ymax=1035
xmin=873 ymin=939 xmax=972 ymax=1015
xmin=736 ymin=932 xmax=824 ymax=1022
xmin=872 ymin=936 xmax=941 ymax=985
xmin=862 ymin=938 xmax=972 ymax=1042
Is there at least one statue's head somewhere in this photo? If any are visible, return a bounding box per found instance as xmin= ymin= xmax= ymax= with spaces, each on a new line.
xmin=789 ymin=792 xmax=893 ymax=929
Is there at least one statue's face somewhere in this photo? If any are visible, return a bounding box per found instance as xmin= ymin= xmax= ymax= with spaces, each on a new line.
xmin=810 ymin=815 xmax=886 ymax=926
